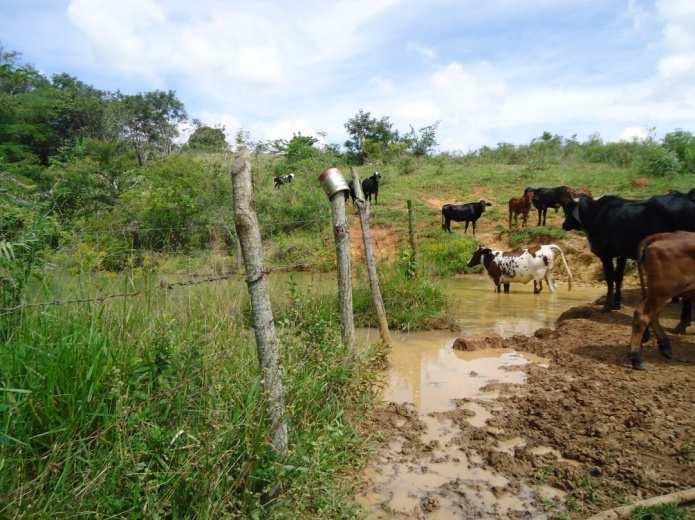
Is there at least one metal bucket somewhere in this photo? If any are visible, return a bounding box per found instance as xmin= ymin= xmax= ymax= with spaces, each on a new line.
xmin=318 ymin=167 xmax=349 ymax=198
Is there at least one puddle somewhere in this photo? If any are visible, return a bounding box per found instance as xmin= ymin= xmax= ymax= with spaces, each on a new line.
xmin=355 ymin=279 xmax=601 ymax=518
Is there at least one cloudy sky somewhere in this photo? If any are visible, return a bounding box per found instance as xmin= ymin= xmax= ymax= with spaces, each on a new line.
xmin=1 ymin=0 xmax=694 ymax=150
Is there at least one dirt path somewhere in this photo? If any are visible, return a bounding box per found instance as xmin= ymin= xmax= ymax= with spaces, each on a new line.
xmin=360 ymin=293 xmax=695 ymax=518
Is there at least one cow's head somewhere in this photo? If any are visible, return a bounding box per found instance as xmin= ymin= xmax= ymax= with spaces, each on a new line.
xmin=479 ymin=200 xmax=492 ymax=209
xmin=289 ymin=173 xmax=295 ymax=180
xmin=374 ymin=171 xmax=382 ymax=179
xmin=467 ymin=246 xmax=493 ymax=268
xmin=562 ymin=199 xmax=583 ymax=231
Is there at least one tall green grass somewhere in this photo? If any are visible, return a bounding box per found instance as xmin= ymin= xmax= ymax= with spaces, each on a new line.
xmin=0 ymin=278 xmax=382 ymax=518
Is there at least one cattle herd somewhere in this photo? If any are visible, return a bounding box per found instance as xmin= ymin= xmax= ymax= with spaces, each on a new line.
xmin=441 ymin=185 xmax=695 ymax=369
xmin=277 ymin=170 xmax=694 ymax=370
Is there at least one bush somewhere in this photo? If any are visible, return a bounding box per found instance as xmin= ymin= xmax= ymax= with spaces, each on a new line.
xmin=420 ymin=232 xmax=480 ymax=276
xmin=636 ymin=143 xmax=681 ymax=177
xmin=507 ymin=226 xmax=567 ymax=248
xmin=354 ymin=264 xmax=452 ymax=331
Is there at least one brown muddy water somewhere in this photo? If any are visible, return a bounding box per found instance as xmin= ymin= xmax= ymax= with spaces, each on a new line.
xmin=356 ymin=277 xmax=603 ymax=519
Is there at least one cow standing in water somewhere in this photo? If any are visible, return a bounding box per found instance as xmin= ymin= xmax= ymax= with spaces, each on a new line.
xmin=441 ymin=200 xmax=492 ymax=235
xmin=467 ymin=244 xmax=573 ymax=294
xmin=524 ymin=186 xmax=574 ymax=226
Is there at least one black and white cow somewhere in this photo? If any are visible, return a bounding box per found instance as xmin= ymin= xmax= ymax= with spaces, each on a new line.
xmin=467 ymin=244 xmax=573 ymax=294
xmin=273 ymin=173 xmax=295 ymax=188
xmin=441 ymin=200 xmax=492 ymax=235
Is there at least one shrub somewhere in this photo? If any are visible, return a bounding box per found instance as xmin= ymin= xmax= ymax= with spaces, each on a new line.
xmin=420 ymin=232 xmax=480 ymax=276
xmin=353 ymin=265 xmax=451 ymax=330
xmin=636 ymin=143 xmax=681 ymax=177
xmin=507 ymin=226 xmax=567 ymax=248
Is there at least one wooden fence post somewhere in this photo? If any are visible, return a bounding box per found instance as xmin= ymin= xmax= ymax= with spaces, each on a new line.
xmin=234 ymin=234 xmax=243 ymax=272
xmin=230 ymin=149 xmax=288 ymax=455
xmin=318 ymin=168 xmax=355 ymax=354
xmin=352 ymin=168 xmax=392 ymax=346
xmin=407 ymin=199 xmax=417 ymax=261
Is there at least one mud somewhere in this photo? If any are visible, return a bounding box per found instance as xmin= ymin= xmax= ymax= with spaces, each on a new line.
xmin=360 ymin=292 xmax=695 ymax=518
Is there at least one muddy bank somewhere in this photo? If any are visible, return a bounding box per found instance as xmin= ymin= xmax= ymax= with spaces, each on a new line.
xmin=360 ymin=301 xmax=695 ymax=518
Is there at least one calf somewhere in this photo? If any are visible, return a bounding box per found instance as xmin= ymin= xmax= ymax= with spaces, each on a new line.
xmin=524 ymin=186 xmax=574 ymax=226
xmin=442 ymin=200 xmax=492 ymax=235
xmin=273 ymin=173 xmax=295 ymax=188
xmin=629 ymin=231 xmax=695 ymax=369
xmin=362 ymin=172 xmax=381 ymax=204
xmin=508 ymin=190 xmax=534 ymax=229
xmin=467 ymin=244 xmax=573 ymax=293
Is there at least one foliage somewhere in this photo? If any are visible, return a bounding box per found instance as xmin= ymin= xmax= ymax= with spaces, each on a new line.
xmin=344 ymin=109 xmax=399 ymax=164
xmin=186 ymin=125 xmax=228 ymax=151
xmin=630 ymin=503 xmax=690 ymax=520
xmin=663 ymin=129 xmax=695 ymax=173
xmin=0 ymin=279 xmax=382 ymax=518
xmin=405 ymin=122 xmax=440 ymax=157
xmin=636 ymin=143 xmax=682 ymax=177
xmin=420 ymin=232 xmax=480 ymax=276
xmin=353 ymin=265 xmax=452 ymax=330
xmin=507 ymin=226 xmax=567 ymax=248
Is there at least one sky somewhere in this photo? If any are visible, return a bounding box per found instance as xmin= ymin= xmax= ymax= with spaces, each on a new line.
xmin=1 ymin=0 xmax=694 ymax=151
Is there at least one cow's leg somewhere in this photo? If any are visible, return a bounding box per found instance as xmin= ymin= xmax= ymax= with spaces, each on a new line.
xmin=503 ymin=283 xmax=510 ymax=293
xmin=536 ymin=208 xmax=542 ymax=226
xmin=542 ymin=208 xmax=548 ymax=226
xmin=445 ymin=218 xmax=451 ymax=233
xmin=674 ymin=300 xmax=692 ymax=334
xmin=472 ymin=220 xmax=477 ymax=235
xmin=600 ymin=257 xmax=616 ymax=312
xmin=545 ymin=273 xmax=557 ymax=293
xmin=496 ymin=283 xmax=501 ymax=293
xmin=630 ymin=301 xmax=649 ymax=369
xmin=613 ymin=257 xmax=627 ymax=309
xmin=533 ymin=280 xmax=542 ymax=294
xmin=464 ymin=221 xmax=469 ymax=234
xmin=652 ymin=316 xmax=672 ymax=359
xmin=374 ymin=189 xmax=378 ymax=205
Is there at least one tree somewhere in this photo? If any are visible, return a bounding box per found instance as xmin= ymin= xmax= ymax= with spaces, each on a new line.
xmin=406 ymin=122 xmax=439 ymax=156
xmin=344 ymin=109 xmax=398 ymax=164
xmin=114 ymin=90 xmax=186 ymax=165
xmin=187 ymin=126 xmax=228 ymax=151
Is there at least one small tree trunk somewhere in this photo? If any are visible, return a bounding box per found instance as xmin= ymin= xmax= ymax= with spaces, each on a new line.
xmin=352 ymin=168 xmax=392 ymax=346
xmin=230 ymin=149 xmax=288 ymax=455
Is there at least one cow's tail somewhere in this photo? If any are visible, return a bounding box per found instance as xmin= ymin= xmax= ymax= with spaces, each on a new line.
xmin=548 ymin=244 xmax=573 ymax=291
xmin=637 ymin=237 xmax=656 ymax=300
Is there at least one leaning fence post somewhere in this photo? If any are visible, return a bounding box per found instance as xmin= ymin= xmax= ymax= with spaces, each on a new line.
xmin=352 ymin=168 xmax=392 ymax=346
xmin=234 ymin=234 xmax=243 ymax=272
xmin=319 ymin=167 xmax=355 ymax=354
xmin=230 ymin=149 xmax=288 ymax=455
xmin=407 ymin=199 xmax=417 ymax=262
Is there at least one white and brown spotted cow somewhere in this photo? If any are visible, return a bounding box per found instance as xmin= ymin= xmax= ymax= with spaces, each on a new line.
xmin=467 ymin=244 xmax=573 ymax=294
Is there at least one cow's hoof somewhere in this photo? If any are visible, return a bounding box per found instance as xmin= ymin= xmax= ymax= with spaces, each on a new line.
xmin=641 ymin=328 xmax=651 ymax=343
xmin=674 ymin=323 xmax=688 ymax=335
xmin=611 ymin=302 xmax=622 ymax=310
xmin=630 ymin=352 xmax=645 ymax=370
xmin=658 ymin=340 xmax=673 ymax=359
xmin=601 ymin=305 xmax=613 ymax=313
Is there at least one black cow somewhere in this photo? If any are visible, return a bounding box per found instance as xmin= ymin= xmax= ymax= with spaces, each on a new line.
xmin=362 ymin=172 xmax=381 ymax=204
xmin=562 ymin=193 xmax=695 ymax=326
xmin=273 ymin=173 xmax=295 ymax=188
xmin=441 ymin=200 xmax=492 ymax=235
xmin=524 ymin=186 xmax=574 ymax=226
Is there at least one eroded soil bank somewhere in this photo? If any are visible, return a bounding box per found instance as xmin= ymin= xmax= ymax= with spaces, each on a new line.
xmin=359 ymin=289 xmax=695 ymax=519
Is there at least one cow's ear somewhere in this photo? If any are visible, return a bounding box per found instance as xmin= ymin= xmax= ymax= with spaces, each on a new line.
xmin=486 ymin=202 xmax=492 ymax=206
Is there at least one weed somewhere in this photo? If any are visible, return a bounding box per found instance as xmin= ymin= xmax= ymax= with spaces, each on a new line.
xmin=631 ymin=503 xmax=690 ymax=520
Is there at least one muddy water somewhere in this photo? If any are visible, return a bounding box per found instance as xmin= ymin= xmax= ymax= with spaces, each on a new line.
xmin=357 ymin=278 xmax=602 ymax=518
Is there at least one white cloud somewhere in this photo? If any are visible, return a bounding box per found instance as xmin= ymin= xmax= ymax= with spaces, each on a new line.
xmin=64 ymin=0 xmax=695 ymax=151
xmin=406 ymin=42 xmax=437 ymax=61
xmin=618 ymin=126 xmax=650 ymax=142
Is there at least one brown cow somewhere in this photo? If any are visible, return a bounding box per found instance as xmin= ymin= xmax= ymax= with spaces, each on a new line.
xmin=508 ymin=190 xmax=534 ymax=229
xmin=629 ymin=231 xmax=695 ymax=369
xmin=571 ymin=186 xmax=593 ymax=199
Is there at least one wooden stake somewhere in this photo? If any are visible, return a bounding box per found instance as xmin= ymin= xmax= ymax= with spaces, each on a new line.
xmin=320 ymin=168 xmax=355 ymax=354
xmin=230 ymin=149 xmax=288 ymax=455
xmin=352 ymin=168 xmax=392 ymax=346
xmin=407 ymin=199 xmax=417 ymax=261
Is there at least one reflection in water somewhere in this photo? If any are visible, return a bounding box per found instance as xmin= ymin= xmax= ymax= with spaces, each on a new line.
xmin=445 ymin=276 xmax=603 ymax=337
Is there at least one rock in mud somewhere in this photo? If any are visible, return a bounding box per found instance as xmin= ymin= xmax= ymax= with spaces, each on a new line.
xmin=420 ymin=495 xmax=440 ymax=512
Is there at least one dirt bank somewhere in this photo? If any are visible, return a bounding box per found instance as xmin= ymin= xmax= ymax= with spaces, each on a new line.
xmin=361 ymin=298 xmax=695 ymax=518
